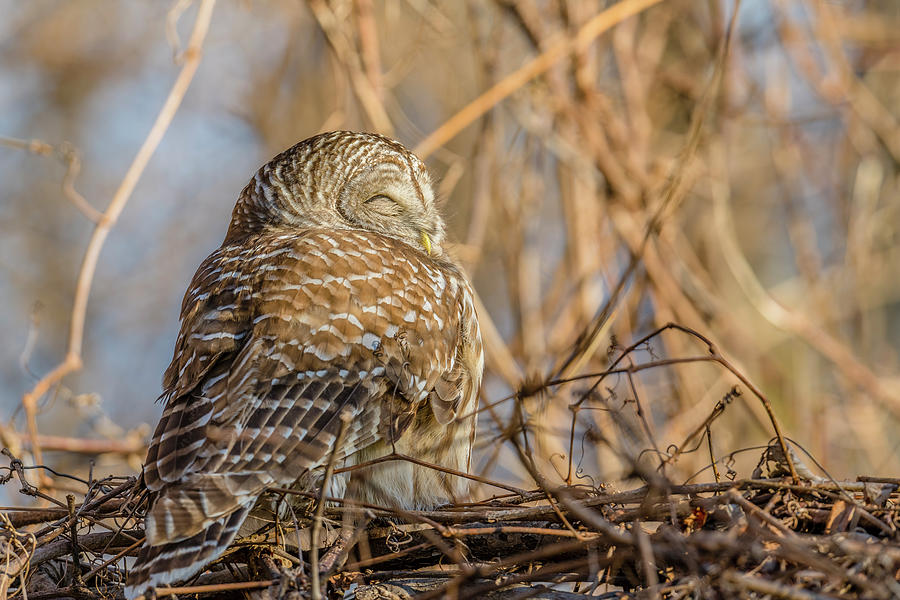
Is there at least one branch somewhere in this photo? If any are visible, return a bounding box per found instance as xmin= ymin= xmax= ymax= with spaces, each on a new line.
xmin=414 ymin=0 xmax=665 ymax=158
xmin=18 ymin=0 xmax=217 ymax=475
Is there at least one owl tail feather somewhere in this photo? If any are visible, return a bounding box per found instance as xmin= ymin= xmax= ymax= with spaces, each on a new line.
xmin=124 ymin=504 xmax=252 ymax=599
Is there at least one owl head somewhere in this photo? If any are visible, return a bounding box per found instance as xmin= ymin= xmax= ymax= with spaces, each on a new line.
xmin=227 ymin=131 xmax=445 ymax=257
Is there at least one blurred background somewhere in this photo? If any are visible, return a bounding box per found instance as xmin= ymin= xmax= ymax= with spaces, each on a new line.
xmin=2 ymin=0 xmax=899 ymax=503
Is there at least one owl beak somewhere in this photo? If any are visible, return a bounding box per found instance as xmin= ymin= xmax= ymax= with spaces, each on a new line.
xmin=420 ymin=230 xmax=432 ymax=255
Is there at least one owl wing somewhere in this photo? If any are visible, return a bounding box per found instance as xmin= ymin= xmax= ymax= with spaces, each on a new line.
xmin=139 ymin=229 xmax=474 ymax=545
xmin=428 ymin=278 xmax=482 ymax=426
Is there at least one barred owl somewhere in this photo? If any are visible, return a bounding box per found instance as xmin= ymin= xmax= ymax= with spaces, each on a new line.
xmin=124 ymin=131 xmax=483 ymax=597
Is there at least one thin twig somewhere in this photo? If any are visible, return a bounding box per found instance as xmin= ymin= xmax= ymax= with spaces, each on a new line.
xmin=18 ymin=0 xmax=217 ymax=475
xmin=310 ymin=410 xmax=352 ymax=600
xmin=333 ymin=451 xmax=527 ymax=496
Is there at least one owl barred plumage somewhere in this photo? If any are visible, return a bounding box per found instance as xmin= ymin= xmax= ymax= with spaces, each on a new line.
xmin=124 ymin=132 xmax=484 ymax=597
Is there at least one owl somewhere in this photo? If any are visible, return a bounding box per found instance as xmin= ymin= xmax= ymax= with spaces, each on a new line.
xmin=124 ymin=131 xmax=483 ymax=597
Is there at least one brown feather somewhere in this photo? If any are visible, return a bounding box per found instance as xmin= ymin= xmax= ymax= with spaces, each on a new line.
xmin=126 ymin=132 xmax=483 ymax=597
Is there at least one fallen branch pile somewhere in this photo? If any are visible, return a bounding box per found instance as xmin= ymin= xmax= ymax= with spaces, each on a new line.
xmin=2 ymin=444 xmax=898 ymax=599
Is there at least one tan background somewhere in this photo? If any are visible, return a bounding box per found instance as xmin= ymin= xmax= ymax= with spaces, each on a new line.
xmin=2 ymin=0 xmax=899 ymax=502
